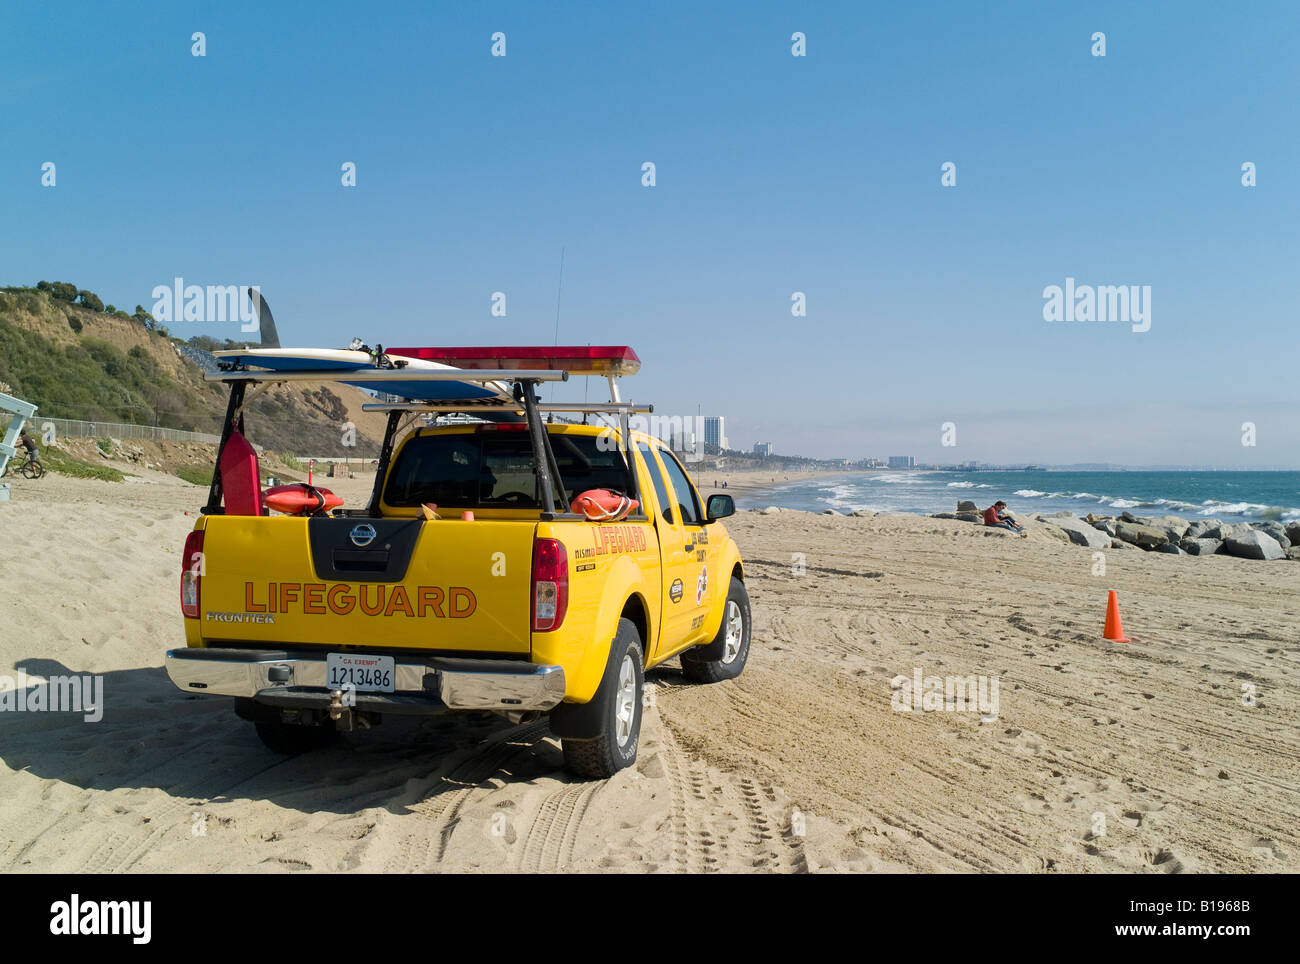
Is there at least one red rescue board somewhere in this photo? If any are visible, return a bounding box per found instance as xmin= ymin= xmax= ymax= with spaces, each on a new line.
xmin=219 ymin=429 xmax=264 ymax=516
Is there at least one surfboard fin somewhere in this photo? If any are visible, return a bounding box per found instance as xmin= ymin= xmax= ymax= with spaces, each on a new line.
xmin=246 ymin=288 xmax=281 ymax=348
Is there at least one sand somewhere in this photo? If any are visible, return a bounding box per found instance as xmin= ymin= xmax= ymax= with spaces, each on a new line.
xmin=694 ymin=468 xmax=853 ymax=498
xmin=1 ymin=467 xmax=1297 ymax=873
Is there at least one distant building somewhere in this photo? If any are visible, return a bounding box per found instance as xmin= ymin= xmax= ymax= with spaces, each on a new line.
xmin=668 ymin=423 xmax=695 ymax=453
xmin=753 ymin=441 xmax=774 ymax=457
xmin=703 ymin=416 xmax=725 ymax=451
xmin=887 ymin=455 xmax=916 ymax=469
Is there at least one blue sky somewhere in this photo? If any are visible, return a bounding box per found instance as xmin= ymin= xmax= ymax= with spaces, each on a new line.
xmin=2 ymin=1 xmax=1297 ymax=465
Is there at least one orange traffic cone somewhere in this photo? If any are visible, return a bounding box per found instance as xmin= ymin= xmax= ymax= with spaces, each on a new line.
xmin=1103 ymin=590 xmax=1130 ymax=642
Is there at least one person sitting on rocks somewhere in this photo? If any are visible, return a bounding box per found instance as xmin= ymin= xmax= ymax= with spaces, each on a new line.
xmin=984 ymin=500 xmax=1025 ymax=535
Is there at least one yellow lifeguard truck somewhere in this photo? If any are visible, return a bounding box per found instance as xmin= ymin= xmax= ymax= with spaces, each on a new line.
xmin=166 ymin=345 xmax=749 ymax=778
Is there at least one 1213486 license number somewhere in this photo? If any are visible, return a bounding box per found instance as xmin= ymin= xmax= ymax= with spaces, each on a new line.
xmin=325 ymin=653 xmax=395 ymax=693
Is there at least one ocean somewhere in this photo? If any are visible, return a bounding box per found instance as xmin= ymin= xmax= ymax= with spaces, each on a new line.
xmin=734 ymin=470 xmax=1300 ymax=523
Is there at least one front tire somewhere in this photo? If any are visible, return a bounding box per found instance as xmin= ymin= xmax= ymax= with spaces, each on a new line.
xmin=681 ymin=576 xmax=751 ymax=683
xmin=561 ymin=618 xmax=644 ymax=779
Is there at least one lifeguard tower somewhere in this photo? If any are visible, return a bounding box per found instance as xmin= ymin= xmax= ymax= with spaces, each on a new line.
xmin=0 ymin=390 xmax=39 ymax=500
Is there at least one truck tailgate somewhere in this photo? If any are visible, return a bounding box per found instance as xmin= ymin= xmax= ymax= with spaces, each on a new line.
xmin=197 ymin=516 xmax=536 ymax=654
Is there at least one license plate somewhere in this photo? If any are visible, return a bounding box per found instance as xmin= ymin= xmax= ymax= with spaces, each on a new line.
xmin=326 ymin=653 xmax=395 ymax=693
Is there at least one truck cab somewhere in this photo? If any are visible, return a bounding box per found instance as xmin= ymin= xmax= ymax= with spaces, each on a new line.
xmin=167 ymin=346 xmax=750 ymax=778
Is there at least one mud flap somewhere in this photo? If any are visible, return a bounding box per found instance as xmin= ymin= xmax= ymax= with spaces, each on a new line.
xmin=547 ymin=631 xmax=622 ymax=740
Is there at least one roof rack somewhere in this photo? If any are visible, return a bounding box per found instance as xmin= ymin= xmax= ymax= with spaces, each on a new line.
xmin=361 ymin=401 xmax=653 ymax=414
xmin=204 ymin=368 xmax=566 ymax=386
xmin=202 ymin=345 xmax=646 ymax=520
xmin=206 ymin=345 xmax=642 ymax=406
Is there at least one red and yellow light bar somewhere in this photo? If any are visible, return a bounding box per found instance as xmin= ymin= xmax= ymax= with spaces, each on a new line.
xmin=387 ymin=345 xmax=641 ymax=377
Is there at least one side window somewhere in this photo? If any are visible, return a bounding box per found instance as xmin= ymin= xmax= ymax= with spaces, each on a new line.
xmin=636 ymin=442 xmax=675 ymax=524
xmin=657 ymin=448 xmax=702 ymax=526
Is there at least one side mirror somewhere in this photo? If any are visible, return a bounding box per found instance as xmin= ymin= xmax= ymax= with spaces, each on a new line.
xmin=706 ymin=494 xmax=735 ymax=521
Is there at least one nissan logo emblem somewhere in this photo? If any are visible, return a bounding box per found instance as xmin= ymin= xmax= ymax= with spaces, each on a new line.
xmin=349 ymin=523 xmax=377 ymax=547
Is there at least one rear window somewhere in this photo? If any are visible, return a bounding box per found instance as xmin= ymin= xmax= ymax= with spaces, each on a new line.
xmin=383 ymin=430 xmax=636 ymax=509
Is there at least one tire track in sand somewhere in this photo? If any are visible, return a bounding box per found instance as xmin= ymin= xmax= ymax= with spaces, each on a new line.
xmin=517 ymin=781 xmax=601 ymax=872
xmin=659 ymin=716 xmax=719 ymax=872
xmin=380 ymin=719 xmax=552 ymax=872
xmin=656 ymin=711 xmax=807 ymax=872
xmin=63 ymin=747 xmax=296 ymax=874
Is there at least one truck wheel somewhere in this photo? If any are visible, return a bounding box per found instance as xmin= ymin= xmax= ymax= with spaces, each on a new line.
xmin=561 ymin=618 xmax=643 ymax=779
xmin=254 ymin=719 xmax=338 ymax=754
xmin=681 ymin=577 xmax=751 ymax=683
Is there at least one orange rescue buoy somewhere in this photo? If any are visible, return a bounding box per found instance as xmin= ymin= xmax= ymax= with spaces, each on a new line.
xmin=571 ymin=489 xmax=638 ymax=522
xmin=264 ymin=483 xmax=343 ymax=517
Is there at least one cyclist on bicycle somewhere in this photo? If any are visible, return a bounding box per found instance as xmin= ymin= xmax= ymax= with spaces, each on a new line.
xmin=19 ymin=429 xmax=39 ymax=463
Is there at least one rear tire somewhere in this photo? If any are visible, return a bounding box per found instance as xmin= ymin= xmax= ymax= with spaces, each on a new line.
xmin=254 ymin=719 xmax=338 ymax=754
xmin=560 ymin=618 xmax=643 ymax=779
xmin=681 ymin=577 xmax=751 ymax=683
xmin=23 ymin=460 xmax=43 ymax=479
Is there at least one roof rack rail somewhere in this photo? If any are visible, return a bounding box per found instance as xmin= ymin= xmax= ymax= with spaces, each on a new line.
xmin=360 ymin=401 xmax=653 ymax=415
xmin=204 ymin=368 xmax=567 ymax=385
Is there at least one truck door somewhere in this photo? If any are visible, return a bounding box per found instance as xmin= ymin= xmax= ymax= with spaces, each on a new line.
xmin=655 ymin=446 xmax=724 ymax=643
xmin=636 ymin=441 xmax=711 ymax=658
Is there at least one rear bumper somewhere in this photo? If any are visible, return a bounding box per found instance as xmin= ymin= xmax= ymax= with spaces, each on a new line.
xmin=165 ymin=647 xmax=566 ymax=713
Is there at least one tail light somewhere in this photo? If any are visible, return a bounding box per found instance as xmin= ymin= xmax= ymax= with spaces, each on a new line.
xmin=531 ymin=538 xmax=568 ymax=632
xmin=181 ymin=530 xmax=204 ymax=618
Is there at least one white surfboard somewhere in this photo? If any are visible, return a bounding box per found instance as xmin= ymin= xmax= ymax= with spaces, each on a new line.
xmin=212 ymin=347 xmax=513 ymax=402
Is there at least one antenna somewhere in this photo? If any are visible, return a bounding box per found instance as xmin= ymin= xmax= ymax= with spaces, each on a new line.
xmin=552 ymin=246 xmax=565 ymax=345
xmin=549 ymin=246 xmax=565 ymax=401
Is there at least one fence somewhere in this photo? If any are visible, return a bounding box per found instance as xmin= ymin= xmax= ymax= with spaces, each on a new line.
xmin=36 ymin=416 xmax=222 ymax=446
